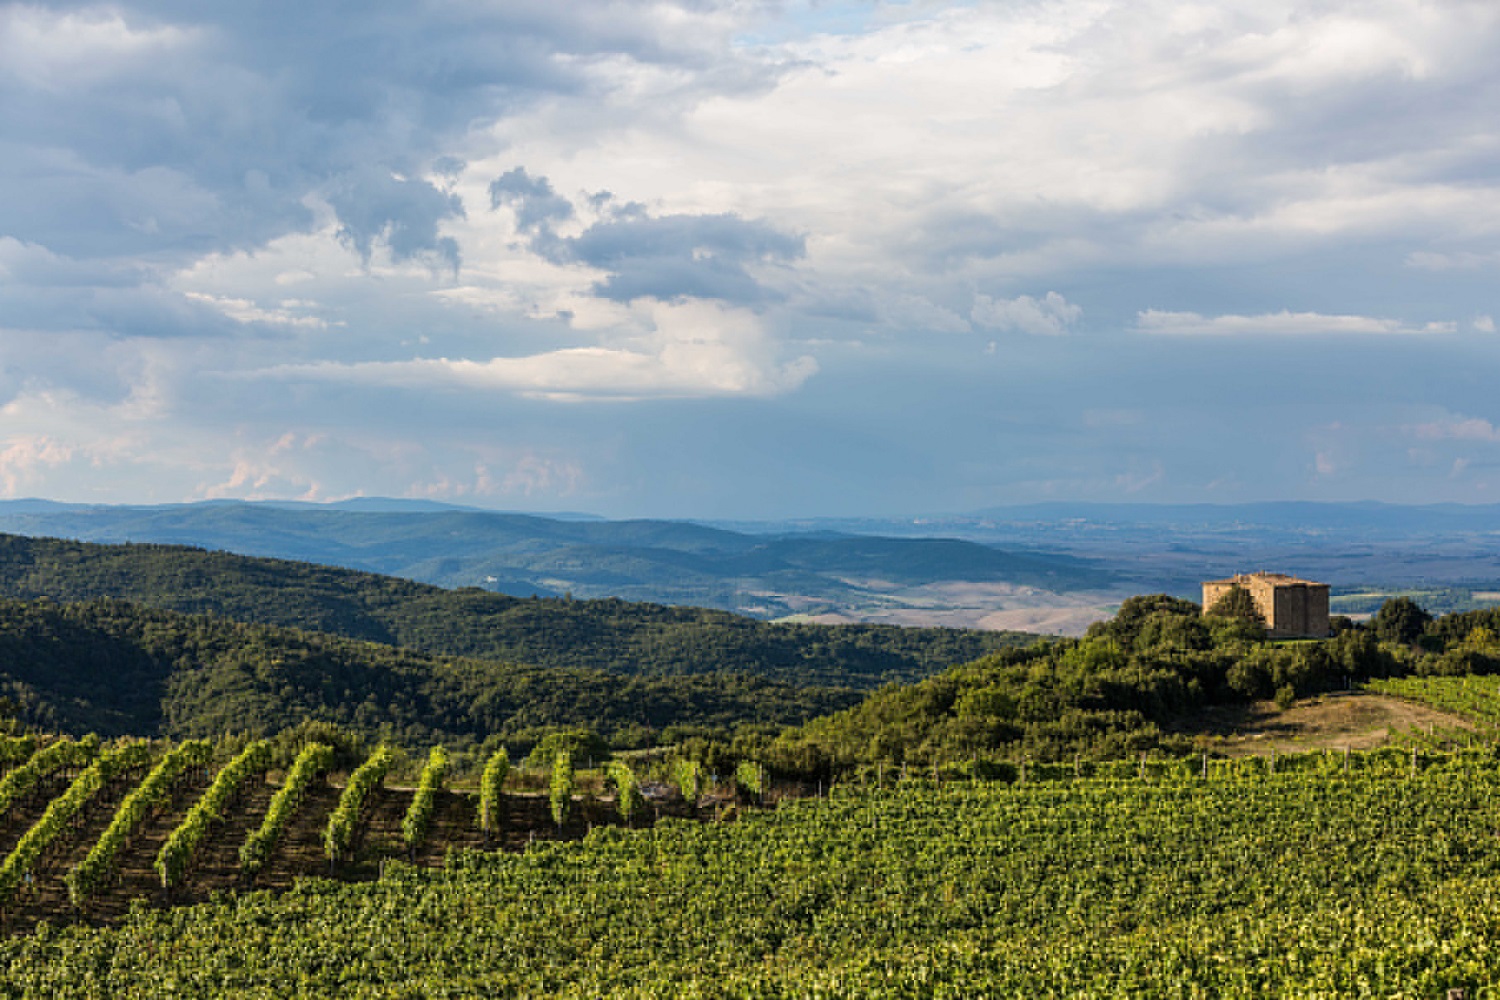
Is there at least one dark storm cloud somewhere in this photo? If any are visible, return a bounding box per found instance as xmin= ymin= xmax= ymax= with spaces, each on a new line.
xmin=327 ymin=168 xmax=464 ymax=269
xmin=489 ymin=168 xmax=576 ymax=234
xmin=0 ymin=0 xmax=767 ymax=277
xmin=486 ymin=165 xmax=807 ymax=304
xmin=562 ymin=213 xmax=806 ymax=304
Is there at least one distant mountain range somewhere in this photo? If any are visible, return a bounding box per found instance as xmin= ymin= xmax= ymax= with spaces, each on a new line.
xmin=715 ymin=500 xmax=1500 ymax=541
xmin=0 ymin=500 xmax=1115 ymax=620
xmin=3 ymin=499 xmax=1499 ymax=629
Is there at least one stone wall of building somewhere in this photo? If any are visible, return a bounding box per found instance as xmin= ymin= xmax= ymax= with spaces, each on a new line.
xmin=1202 ymin=572 xmax=1330 ymax=639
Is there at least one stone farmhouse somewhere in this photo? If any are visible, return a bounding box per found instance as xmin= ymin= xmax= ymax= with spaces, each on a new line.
xmin=1202 ymin=572 xmax=1331 ymax=639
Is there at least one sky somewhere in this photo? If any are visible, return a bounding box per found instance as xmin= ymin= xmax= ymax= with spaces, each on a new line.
xmin=1 ymin=0 xmax=1498 ymax=519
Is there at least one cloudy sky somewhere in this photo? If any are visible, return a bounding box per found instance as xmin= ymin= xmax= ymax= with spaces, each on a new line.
xmin=2 ymin=0 xmax=1498 ymax=518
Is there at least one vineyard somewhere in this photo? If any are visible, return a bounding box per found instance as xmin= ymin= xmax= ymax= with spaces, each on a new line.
xmin=1368 ymin=674 xmax=1500 ymax=743
xmin=2 ymin=741 xmax=1500 ymax=993
xmin=0 ymin=738 xmax=718 ymax=937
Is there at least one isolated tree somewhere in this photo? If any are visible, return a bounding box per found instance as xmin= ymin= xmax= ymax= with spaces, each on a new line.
xmin=1371 ymin=597 xmax=1431 ymax=646
xmin=1206 ymin=584 xmax=1265 ymax=625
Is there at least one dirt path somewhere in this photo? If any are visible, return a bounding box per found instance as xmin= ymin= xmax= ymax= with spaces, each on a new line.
xmin=1180 ymin=691 xmax=1477 ymax=756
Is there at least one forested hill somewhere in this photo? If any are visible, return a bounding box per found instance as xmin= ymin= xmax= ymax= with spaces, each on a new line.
xmin=0 ymin=596 xmax=861 ymax=750
xmin=0 ymin=534 xmax=1034 ymax=690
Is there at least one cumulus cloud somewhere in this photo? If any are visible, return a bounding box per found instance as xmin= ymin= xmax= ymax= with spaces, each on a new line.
xmin=4 ymin=0 xmax=1500 ymax=511
xmin=0 ymin=435 xmax=76 ymax=497
xmin=1136 ymin=310 xmax=1459 ymax=336
xmin=557 ymin=213 xmax=805 ymax=304
xmin=972 ymin=293 xmax=1081 ymax=336
xmin=263 ymin=299 xmax=817 ymax=402
xmin=181 ymin=293 xmax=332 ymax=330
xmin=325 ymin=169 xmax=464 ymax=270
xmin=489 ymin=168 xmax=576 ymax=234
xmin=483 ymin=166 xmax=807 ymax=305
xmin=1410 ymin=417 xmax=1500 ymax=444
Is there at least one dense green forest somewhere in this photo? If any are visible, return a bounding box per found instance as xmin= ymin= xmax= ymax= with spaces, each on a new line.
xmin=0 ymin=534 xmax=1031 ymax=689
xmin=757 ymin=594 xmax=1499 ymax=777
xmin=0 ymin=596 xmax=860 ymax=752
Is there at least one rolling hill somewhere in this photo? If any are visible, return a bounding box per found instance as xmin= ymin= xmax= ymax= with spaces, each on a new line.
xmin=0 ymin=499 xmax=1116 ymax=619
xmin=0 ymin=532 xmax=1035 ymax=690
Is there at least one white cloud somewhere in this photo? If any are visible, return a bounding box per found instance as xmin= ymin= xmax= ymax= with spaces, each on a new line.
xmin=1410 ymin=417 xmax=1500 ymax=444
xmin=0 ymin=6 xmax=195 ymax=92
xmin=879 ymin=293 xmax=971 ymax=335
xmin=182 ymin=292 xmax=332 ymax=330
xmin=0 ymin=434 xmax=76 ymax=496
xmin=491 ymin=0 xmax=1500 ymax=295
xmin=3 ymin=0 xmax=1500 ymax=512
xmin=265 ymin=298 xmax=818 ymax=402
xmin=1136 ymin=309 xmax=1458 ymax=337
xmin=971 ymin=292 xmax=1082 ymax=337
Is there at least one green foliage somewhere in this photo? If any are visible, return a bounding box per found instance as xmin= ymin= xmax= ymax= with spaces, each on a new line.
xmin=0 ymin=741 xmax=150 ymax=903
xmin=1205 ymin=584 xmax=1265 ymax=625
xmin=523 ymin=731 xmax=610 ymax=770
xmin=0 ymin=736 xmax=99 ymax=818
xmin=549 ymin=751 xmax=574 ymax=829
xmin=1366 ymin=674 xmax=1500 ymax=737
xmin=671 ymin=758 xmax=703 ymax=804
xmin=401 ymin=747 xmax=449 ymax=851
xmin=605 ymin=760 xmax=642 ymax=824
xmin=0 ymin=736 xmax=36 ymax=768
xmin=0 ymin=532 xmax=1033 ymax=690
xmin=156 ymin=740 xmax=273 ymax=888
xmin=1087 ymin=593 xmax=1202 ymax=646
xmin=67 ymin=739 xmax=211 ymax=905
xmin=479 ymin=748 xmax=510 ymax=836
xmin=1371 ymin=596 xmax=1433 ymax=645
xmin=733 ymin=759 xmax=764 ymax=799
xmin=240 ymin=742 xmax=333 ymax=876
xmin=12 ymin=764 xmax=1500 ymax=994
xmin=0 ymin=595 xmax=861 ymax=753
xmin=324 ymin=745 xmax=395 ymax=862
xmin=760 ymin=597 xmax=1393 ymax=777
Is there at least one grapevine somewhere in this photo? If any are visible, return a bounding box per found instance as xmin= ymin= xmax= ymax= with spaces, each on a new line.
xmin=239 ymin=742 xmax=333 ymax=876
xmin=606 ymin=760 xmax=641 ymax=825
xmin=67 ymin=739 xmax=211 ymax=905
xmin=549 ymin=751 xmax=574 ymax=829
xmin=733 ymin=760 xmax=764 ymax=801
xmin=401 ymin=746 xmax=448 ymax=851
xmin=15 ymin=758 xmax=1500 ymax=995
xmin=0 ymin=736 xmax=37 ymax=771
xmin=0 ymin=741 xmax=150 ymax=903
xmin=478 ymin=748 xmax=510 ymax=838
xmin=0 ymin=735 xmax=100 ymax=819
xmin=672 ymin=758 xmax=702 ymax=805
xmin=155 ymin=740 xmax=273 ymax=889
xmin=324 ymin=744 xmax=395 ymax=862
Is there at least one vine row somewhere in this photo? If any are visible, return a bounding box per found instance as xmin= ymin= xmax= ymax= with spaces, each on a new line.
xmin=240 ymin=742 xmax=333 ymax=876
xmin=0 ymin=742 xmax=150 ymax=903
xmin=66 ymin=739 xmax=212 ymax=905
xmin=401 ymin=747 xmax=449 ymax=851
xmin=155 ymin=740 xmax=272 ymax=889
